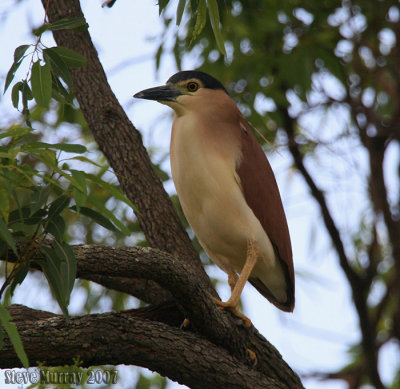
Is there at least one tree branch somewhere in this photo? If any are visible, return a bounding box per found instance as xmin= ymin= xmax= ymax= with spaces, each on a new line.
xmin=82 ymin=275 xmax=172 ymax=305
xmin=6 ymin=241 xmax=171 ymax=305
xmin=2 ymin=305 xmax=285 ymax=389
xmin=2 ymin=244 xmax=303 ymax=388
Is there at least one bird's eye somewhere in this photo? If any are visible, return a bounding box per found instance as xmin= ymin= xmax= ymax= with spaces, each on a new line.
xmin=187 ymin=81 xmax=199 ymax=92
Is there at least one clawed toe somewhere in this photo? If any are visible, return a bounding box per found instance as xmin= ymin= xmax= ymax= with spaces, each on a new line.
xmin=210 ymin=295 xmax=252 ymax=328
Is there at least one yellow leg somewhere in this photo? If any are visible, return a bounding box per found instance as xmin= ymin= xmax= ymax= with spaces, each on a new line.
xmin=228 ymin=271 xmax=239 ymax=292
xmin=211 ymin=239 xmax=259 ymax=327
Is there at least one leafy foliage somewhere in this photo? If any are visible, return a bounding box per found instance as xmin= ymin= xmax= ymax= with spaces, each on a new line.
xmin=4 ymin=17 xmax=88 ymax=127
xmin=0 ymin=16 xmax=139 ymax=367
xmin=0 ymin=123 xmax=134 ymax=318
xmin=158 ymin=0 xmax=226 ymax=58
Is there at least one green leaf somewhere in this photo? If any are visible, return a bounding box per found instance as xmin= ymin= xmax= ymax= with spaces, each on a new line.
xmin=176 ymin=0 xmax=186 ymax=25
xmin=153 ymin=163 xmax=170 ymax=182
xmin=23 ymin=142 xmax=87 ymax=154
xmin=31 ymin=61 xmax=52 ymax=107
xmin=73 ymin=187 xmax=87 ymax=210
xmin=54 ymin=242 xmax=76 ymax=294
xmin=87 ymin=197 xmax=131 ymax=235
xmin=85 ymin=173 xmax=138 ymax=213
xmin=21 ymin=81 xmax=33 ymax=127
xmin=0 ymin=218 xmax=17 ymax=255
xmin=207 ymin=0 xmax=226 ymax=55
xmin=40 ymin=174 xmax=63 ymax=189
xmin=35 ymin=19 xmax=88 ymax=36
xmin=11 ymin=82 xmax=22 ymax=109
xmin=191 ymin=0 xmax=207 ymax=43
xmin=0 ymin=180 xmax=9 ymax=220
xmin=70 ymin=169 xmax=87 ymax=194
xmin=191 ymin=0 xmax=199 ymax=12
xmin=31 ymin=185 xmax=51 ymax=213
xmin=9 ymin=207 xmax=31 ymax=224
xmin=0 ymin=304 xmax=29 ymax=368
xmin=4 ymin=59 xmax=23 ymax=94
xmin=53 ymin=240 xmax=76 ymax=309
xmin=39 ymin=241 xmax=76 ymax=317
xmin=67 ymin=156 xmax=102 ymax=167
xmin=155 ymin=44 xmax=163 ymax=71
xmin=45 ymin=214 xmax=66 ymax=241
xmin=47 ymin=17 xmax=88 ymax=32
xmin=0 ymin=127 xmax=31 ymax=140
xmin=14 ymin=45 xmax=30 ymax=63
xmin=70 ymin=205 xmax=119 ymax=233
xmin=9 ymin=261 xmax=30 ymax=296
xmin=31 ymin=148 xmax=57 ymax=168
xmin=44 ymin=48 xmax=73 ymax=89
xmin=158 ymin=0 xmax=169 ymax=15
xmin=21 ymin=80 xmax=33 ymax=101
xmin=33 ymin=24 xmax=50 ymax=36
xmin=50 ymin=74 xmax=73 ymax=104
xmin=48 ymin=195 xmax=70 ymax=219
xmin=51 ymin=47 xmax=87 ymax=67
xmin=25 ymin=209 xmax=47 ymax=225
xmin=8 ymin=44 xmax=30 ymax=101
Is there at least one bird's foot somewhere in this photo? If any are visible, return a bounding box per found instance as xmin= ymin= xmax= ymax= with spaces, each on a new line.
xmin=180 ymin=318 xmax=190 ymax=329
xmin=210 ymin=296 xmax=252 ymax=328
xmin=247 ymin=348 xmax=257 ymax=366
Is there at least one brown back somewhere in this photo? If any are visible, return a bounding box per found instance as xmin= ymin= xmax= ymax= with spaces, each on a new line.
xmin=236 ymin=119 xmax=295 ymax=311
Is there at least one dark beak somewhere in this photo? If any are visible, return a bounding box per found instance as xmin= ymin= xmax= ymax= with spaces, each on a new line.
xmin=133 ymin=85 xmax=182 ymax=102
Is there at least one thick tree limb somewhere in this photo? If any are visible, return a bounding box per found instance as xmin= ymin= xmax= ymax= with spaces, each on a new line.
xmin=2 ymin=305 xmax=285 ymax=389
xmin=2 ymin=244 xmax=303 ymax=388
xmin=84 ymin=275 xmax=172 ymax=305
xmin=6 ymin=241 xmax=171 ymax=305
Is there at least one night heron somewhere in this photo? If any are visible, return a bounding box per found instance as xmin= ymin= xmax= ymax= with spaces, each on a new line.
xmin=134 ymin=71 xmax=295 ymax=326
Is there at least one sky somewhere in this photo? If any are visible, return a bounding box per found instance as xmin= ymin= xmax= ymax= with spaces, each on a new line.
xmin=0 ymin=1 xmax=398 ymax=389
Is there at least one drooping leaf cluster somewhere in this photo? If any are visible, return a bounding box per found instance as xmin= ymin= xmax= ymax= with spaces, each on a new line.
xmin=4 ymin=17 xmax=87 ymax=126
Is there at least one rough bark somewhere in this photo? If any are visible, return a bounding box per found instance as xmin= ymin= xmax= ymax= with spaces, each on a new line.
xmin=2 ymin=305 xmax=284 ymax=389
xmin=2 ymin=244 xmax=303 ymax=388
xmin=85 ymin=275 xmax=172 ymax=305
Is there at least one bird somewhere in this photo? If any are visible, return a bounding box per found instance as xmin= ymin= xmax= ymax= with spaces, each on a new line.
xmin=134 ymin=71 xmax=295 ymax=327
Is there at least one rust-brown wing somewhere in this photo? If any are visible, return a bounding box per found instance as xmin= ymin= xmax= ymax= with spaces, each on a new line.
xmin=236 ymin=119 xmax=295 ymax=311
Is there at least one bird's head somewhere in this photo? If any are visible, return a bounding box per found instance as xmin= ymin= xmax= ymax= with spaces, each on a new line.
xmin=134 ymin=70 xmax=229 ymax=116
